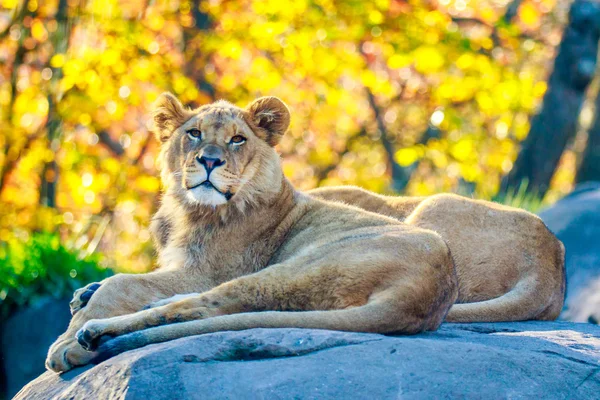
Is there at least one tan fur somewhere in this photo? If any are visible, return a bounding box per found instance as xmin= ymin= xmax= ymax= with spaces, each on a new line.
xmin=309 ymin=186 xmax=566 ymax=323
xmin=45 ymin=96 xmax=458 ymax=373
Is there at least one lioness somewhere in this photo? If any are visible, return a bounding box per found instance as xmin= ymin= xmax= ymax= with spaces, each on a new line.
xmin=150 ymin=185 xmax=565 ymax=324
xmin=308 ymin=186 xmax=566 ymax=323
xmin=45 ymin=95 xmax=457 ymax=372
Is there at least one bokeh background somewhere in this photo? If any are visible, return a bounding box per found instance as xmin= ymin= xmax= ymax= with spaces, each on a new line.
xmin=2 ymin=0 xmax=600 ymax=395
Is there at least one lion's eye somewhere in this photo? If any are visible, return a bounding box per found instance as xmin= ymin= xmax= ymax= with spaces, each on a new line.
xmin=230 ymin=135 xmax=247 ymax=145
xmin=186 ymin=129 xmax=202 ymax=139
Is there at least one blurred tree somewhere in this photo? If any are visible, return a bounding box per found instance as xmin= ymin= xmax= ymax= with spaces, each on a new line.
xmin=0 ymin=0 xmax=35 ymax=195
xmin=0 ymin=0 xmax=589 ymax=271
xmin=366 ymin=0 xmax=524 ymax=193
xmin=182 ymin=0 xmax=214 ymax=100
xmin=501 ymin=0 xmax=600 ymax=197
xmin=576 ymin=89 xmax=600 ymax=183
xmin=40 ymin=0 xmax=69 ymax=208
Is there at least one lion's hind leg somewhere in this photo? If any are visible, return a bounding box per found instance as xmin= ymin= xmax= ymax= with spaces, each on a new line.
xmin=446 ymin=231 xmax=566 ymax=323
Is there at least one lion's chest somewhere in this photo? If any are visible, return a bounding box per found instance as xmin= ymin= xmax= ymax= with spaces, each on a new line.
xmin=159 ymin=232 xmax=276 ymax=285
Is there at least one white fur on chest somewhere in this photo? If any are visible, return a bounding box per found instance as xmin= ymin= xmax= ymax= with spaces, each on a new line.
xmin=158 ymin=246 xmax=188 ymax=270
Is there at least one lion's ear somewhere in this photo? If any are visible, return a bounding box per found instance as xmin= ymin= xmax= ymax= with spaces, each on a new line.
xmin=152 ymin=92 xmax=191 ymax=142
xmin=244 ymin=97 xmax=290 ymax=146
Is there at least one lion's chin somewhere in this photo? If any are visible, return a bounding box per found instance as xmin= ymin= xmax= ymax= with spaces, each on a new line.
xmin=186 ymin=184 xmax=229 ymax=206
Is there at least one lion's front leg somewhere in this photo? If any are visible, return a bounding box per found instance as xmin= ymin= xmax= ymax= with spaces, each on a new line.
xmin=45 ymin=271 xmax=201 ymax=372
xmin=74 ymin=289 xmax=241 ymax=351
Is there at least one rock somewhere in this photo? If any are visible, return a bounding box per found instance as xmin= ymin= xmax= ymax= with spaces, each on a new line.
xmin=10 ymin=185 xmax=600 ymax=397
xmin=539 ymin=182 xmax=600 ymax=322
xmin=14 ymin=323 xmax=600 ymax=399
xmin=1 ymin=297 xmax=71 ymax=398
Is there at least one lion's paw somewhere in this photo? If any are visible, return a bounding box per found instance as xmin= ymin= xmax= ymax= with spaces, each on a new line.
xmin=46 ymin=337 xmax=97 ymax=373
xmin=70 ymin=282 xmax=102 ymax=316
xmin=76 ymin=319 xmax=111 ymax=351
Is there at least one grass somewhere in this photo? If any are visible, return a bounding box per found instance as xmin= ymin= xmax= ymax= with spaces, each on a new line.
xmin=0 ymin=232 xmax=113 ymax=320
xmin=492 ymin=185 xmax=545 ymax=213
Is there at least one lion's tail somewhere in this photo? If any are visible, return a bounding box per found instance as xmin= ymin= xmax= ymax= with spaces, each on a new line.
xmin=446 ymin=239 xmax=566 ymax=323
xmin=94 ymin=302 xmax=422 ymax=362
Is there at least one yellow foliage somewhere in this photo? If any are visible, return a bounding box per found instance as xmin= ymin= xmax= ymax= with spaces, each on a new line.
xmin=31 ymin=20 xmax=47 ymax=41
xmin=395 ymin=147 xmax=421 ymax=167
xmin=1 ymin=0 xmax=19 ymax=8
xmin=50 ymin=54 xmax=65 ymax=68
xmin=413 ymin=46 xmax=445 ymax=74
xmin=0 ymin=0 xmax=567 ymax=272
xmin=135 ymin=176 xmax=160 ymax=193
xmin=450 ymin=139 xmax=474 ymax=162
xmin=519 ymin=2 xmax=541 ymax=30
xmin=387 ymin=54 xmax=411 ymax=69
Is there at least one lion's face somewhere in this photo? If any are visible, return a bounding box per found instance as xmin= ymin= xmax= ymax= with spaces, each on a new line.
xmin=152 ymin=94 xmax=290 ymax=208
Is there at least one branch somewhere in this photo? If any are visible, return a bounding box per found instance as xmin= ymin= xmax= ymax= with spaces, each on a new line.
xmin=452 ymin=0 xmax=522 ymax=28
xmin=93 ymin=130 xmax=154 ymax=244
xmin=503 ymin=0 xmax=524 ymax=23
xmin=134 ymin=131 xmax=152 ymax=164
xmin=451 ymin=0 xmax=539 ymax=49
xmin=0 ymin=131 xmax=42 ymax=194
xmin=364 ymin=87 xmax=412 ymax=192
xmin=97 ymin=130 xmax=125 ymax=156
xmin=182 ymin=0 xmax=215 ymax=100
xmin=451 ymin=17 xmax=490 ymax=26
xmin=96 ymin=129 xmax=154 ymax=160
xmin=0 ymin=46 xmax=26 ymax=192
xmin=0 ymin=0 xmax=29 ymax=40
xmin=0 ymin=0 xmax=32 ymax=196
xmin=315 ymin=128 xmax=366 ymax=182
xmin=39 ymin=0 xmax=71 ymax=208
xmin=357 ymin=41 xmax=418 ymax=192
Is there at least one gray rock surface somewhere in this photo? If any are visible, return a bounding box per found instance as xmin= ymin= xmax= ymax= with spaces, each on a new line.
xmin=1 ymin=297 xmax=71 ymax=399
xmin=10 ymin=185 xmax=600 ymax=398
xmin=539 ymin=182 xmax=600 ymax=322
xmin=14 ymin=322 xmax=600 ymax=399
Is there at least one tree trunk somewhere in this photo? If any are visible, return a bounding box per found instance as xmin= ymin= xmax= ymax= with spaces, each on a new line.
xmin=500 ymin=0 xmax=600 ymax=197
xmin=39 ymin=98 xmax=60 ymax=208
xmin=39 ymin=0 xmax=69 ymax=208
xmin=0 ymin=0 xmax=31 ymax=196
xmin=576 ymin=92 xmax=600 ymax=183
xmin=183 ymin=1 xmax=214 ymax=100
xmin=363 ymin=88 xmax=412 ymax=192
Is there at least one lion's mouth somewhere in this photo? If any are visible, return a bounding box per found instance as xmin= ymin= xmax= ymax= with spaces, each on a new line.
xmin=187 ymin=180 xmax=215 ymax=191
xmin=187 ymin=180 xmax=233 ymax=200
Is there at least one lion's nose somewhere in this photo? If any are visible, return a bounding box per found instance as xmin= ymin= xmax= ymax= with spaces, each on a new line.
xmin=197 ymin=155 xmax=226 ymax=174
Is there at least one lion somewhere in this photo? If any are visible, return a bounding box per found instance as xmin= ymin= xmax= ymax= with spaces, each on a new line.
xmin=308 ymin=186 xmax=566 ymax=323
xmin=45 ymin=95 xmax=458 ymax=373
xmin=150 ymin=186 xmax=566 ymax=325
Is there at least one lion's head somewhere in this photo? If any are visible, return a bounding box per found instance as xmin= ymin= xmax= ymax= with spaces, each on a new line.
xmin=152 ymin=94 xmax=290 ymax=210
